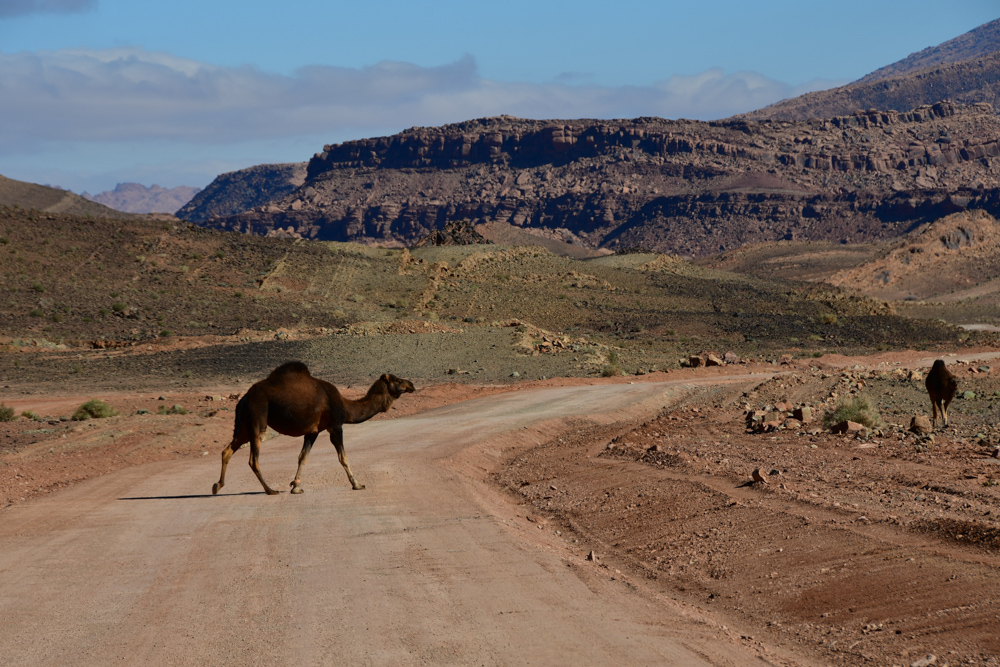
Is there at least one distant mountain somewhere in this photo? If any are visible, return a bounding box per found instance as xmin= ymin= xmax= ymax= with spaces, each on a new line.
xmin=859 ymin=18 xmax=1000 ymax=83
xmin=0 ymin=174 xmax=129 ymax=218
xmin=83 ymin=182 xmax=201 ymax=214
xmin=743 ymin=18 xmax=1000 ymax=121
xmin=176 ymin=163 xmax=307 ymax=222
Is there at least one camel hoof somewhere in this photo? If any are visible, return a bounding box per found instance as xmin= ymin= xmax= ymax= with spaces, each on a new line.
xmin=265 ymin=489 xmax=280 ymax=496
xmin=212 ymin=483 xmax=220 ymax=495
xmin=352 ymin=484 xmax=366 ymax=490
xmin=291 ymin=486 xmax=304 ymax=494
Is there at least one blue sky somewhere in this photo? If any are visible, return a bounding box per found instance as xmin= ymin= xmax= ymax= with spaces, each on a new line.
xmin=0 ymin=0 xmax=997 ymax=194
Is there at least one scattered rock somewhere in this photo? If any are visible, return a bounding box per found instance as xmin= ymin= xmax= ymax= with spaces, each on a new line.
xmin=831 ymin=420 xmax=866 ymax=434
xmin=910 ymin=655 xmax=936 ymax=667
xmin=962 ymin=390 xmax=976 ymax=400
xmin=752 ymin=468 xmax=768 ymax=484
xmin=586 ymin=550 xmax=598 ymax=561
xmin=510 ymin=371 xmax=520 ymax=378
xmin=723 ymin=351 xmax=740 ymax=364
xmin=910 ymin=415 xmax=933 ymax=435
xmin=688 ymin=355 xmax=704 ymax=368
xmin=793 ymin=406 xmax=813 ymax=423
xmin=705 ymin=353 xmax=724 ymax=367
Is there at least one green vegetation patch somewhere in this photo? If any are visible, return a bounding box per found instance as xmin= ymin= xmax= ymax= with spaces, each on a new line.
xmin=71 ymin=399 xmax=119 ymax=421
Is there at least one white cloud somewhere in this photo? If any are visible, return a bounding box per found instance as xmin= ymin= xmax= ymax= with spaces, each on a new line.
xmin=0 ymin=0 xmax=95 ymax=18
xmin=0 ymin=46 xmax=845 ymax=190
xmin=0 ymin=46 xmax=843 ymax=151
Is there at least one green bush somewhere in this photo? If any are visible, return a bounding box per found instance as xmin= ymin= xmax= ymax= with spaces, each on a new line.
xmin=823 ymin=395 xmax=881 ymax=429
xmin=0 ymin=404 xmax=14 ymax=422
xmin=158 ymin=404 xmax=188 ymax=415
xmin=72 ymin=399 xmax=119 ymax=421
xmin=600 ymin=364 xmax=623 ymax=377
xmin=818 ymin=313 xmax=838 ymax=325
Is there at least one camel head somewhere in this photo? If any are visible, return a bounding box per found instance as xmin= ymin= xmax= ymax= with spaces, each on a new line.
xmin=380 ymin=373 xmax=416 ymax=398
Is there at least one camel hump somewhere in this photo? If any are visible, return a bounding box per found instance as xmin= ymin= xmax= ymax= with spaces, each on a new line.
xmin=268 ymin=361 xmax=313 ymax=380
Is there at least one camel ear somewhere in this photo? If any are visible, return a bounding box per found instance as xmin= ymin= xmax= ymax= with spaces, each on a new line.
xmin=381 ymin=373 xmax=391 ymax=382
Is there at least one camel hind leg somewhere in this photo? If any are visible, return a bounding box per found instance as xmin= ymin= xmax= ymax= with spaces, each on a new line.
xmin=930 ymin=398 xmax=940 ymax=426
xmin=289 ymin=432 xmax=319 ymax=494
xmin=248 ymin=433 xmax=279 ymax=495
xmin=330 ymin=425 xmax=365 ymax=490
xmin=942 ymin=394 xmax=954 ymax=427
xmin=212 ymin=435 xmax=246 ymax=495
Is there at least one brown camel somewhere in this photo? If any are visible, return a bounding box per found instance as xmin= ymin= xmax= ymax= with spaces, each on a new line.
xmin=925 ymin=359 xmax=958 ymax=428
xmin=212 ymin=361 xmax=415 ymax=496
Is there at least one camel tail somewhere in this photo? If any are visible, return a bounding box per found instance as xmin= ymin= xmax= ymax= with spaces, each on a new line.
xmin=231 ymin=394 xmax=250 ymax=440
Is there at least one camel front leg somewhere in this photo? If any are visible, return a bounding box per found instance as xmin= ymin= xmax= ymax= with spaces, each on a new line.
xmin=248 ymin=434 xmax=279 ymax=495
xmin=290 ymin=432 xmax=319 ymax=494
xmin=330 ymin=425 xmax=365 ymax=490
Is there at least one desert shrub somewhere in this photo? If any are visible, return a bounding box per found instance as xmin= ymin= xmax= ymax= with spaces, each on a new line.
xmin=159 ymin=330 xmax=172 ymax=337
xmin=600 ymin=365 xmax=623 ymax=377
xmin=0 ymin=237 xmax=8 ymax=245
xmin=21 ymin=410 xmax=40 ymax=420
xmin=606 ymin=349 xmax=620 ymax=364
xmin=823 ymin=395 xmax=881 ymax=429
xmin=111 ymin=302 xmax=126 ymax=313
xmin=72 ymin=399 xmax=118 ymax=421
xmin=0 ymin=404 xmax=14 ymax=421
xmin=214 ymin=250 xmax=225 ymax=259
xmin=29 ymin=309 xmax=43 ymax=317
xmin=31 ymin=281 xmax=44 ymax=293
xmin=158 ymin=404 xmax=188 ymax=415
xmin=818 ymin=313 xmax=838 ymax=325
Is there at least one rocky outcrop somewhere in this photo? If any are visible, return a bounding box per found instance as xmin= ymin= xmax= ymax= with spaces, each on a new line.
xmin=83 ymin=182 xmax=201 ymax=215
xmin=177 ymin=162 xmax=306 ymax=222
xmin=412 ymin=219 xmax=490 ymax=247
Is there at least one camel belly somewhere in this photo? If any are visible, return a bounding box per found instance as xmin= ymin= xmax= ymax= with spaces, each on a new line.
xmin=266 ymin=402 xmax=327 ymax=436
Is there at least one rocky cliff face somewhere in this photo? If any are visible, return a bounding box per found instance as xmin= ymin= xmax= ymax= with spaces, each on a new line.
xmin=177 ymin=162 xmax=306 ymax=222
xmin=200 ymin=102 xmax=1000 ymax=256
xmin=83 ymin=182 xmax=201 ymax=215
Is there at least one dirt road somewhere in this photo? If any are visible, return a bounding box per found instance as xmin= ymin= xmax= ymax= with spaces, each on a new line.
xmin=0 ymin=381 xmax=775 ymax=666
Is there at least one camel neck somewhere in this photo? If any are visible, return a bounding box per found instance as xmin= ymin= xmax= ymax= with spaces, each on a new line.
xmin=342 ymin=383 xmax=394 ymax=424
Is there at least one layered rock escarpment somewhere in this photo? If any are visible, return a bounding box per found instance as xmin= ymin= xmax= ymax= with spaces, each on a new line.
xmin=200 ymin=102 xmax=1000 ymax=256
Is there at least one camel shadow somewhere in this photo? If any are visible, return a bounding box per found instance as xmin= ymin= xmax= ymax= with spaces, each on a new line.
xmin=117 ymin=491 xmax=268 ymax=500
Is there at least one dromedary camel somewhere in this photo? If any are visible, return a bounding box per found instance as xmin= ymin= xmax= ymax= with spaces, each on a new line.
xmin=925 ymin=359 xmax=958 ymax=428
xmin=212 ymin=361 xmax=415 ymax=495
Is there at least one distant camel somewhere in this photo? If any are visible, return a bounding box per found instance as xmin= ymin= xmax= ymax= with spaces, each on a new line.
xmin=925 ymin=359 xmax=957 ymax=428
xmin=212 ymin=361 xmax=415 ymax=496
